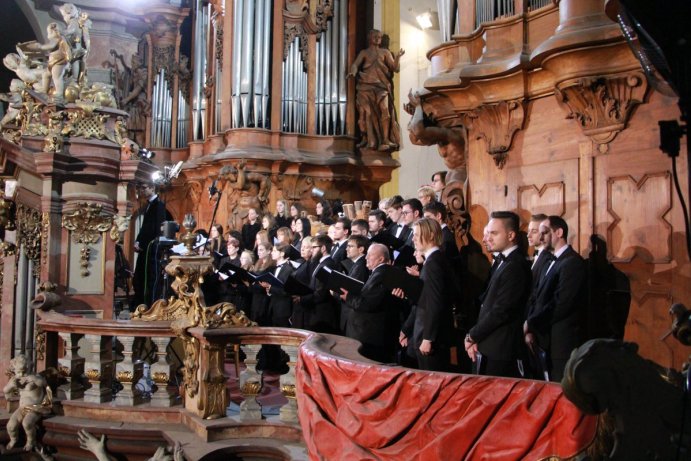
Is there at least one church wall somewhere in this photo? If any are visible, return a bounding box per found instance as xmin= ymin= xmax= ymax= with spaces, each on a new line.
xmin=466 ymin=88 xmax=689 ymax=369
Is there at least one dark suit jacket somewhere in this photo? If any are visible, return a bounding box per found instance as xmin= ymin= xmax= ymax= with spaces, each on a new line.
xmin=388 ymin=223 xmax=411 ymax=243
xmin=469 ymin=248 xmax=531 ymax=361
xmin=339 ymin=256 xmax=369 ymax=333
xmin=441 ymin=226 xmax=461 ymax=262
xmin=526 ymin=246 xmax=586 ymax=360
xmin=330 ymin=240 xmax=348 ymax=265
xmin=530 ymin=249 xmax=553 ymax=293
xmin=135 ymin=196 xmax=172 ymax=249
xmin=346 ymin=265 xmax=397 ymax=350
xmin=300 ymin=256 xmax=338 ymax=332
xmin=268 ymin=263 xmax=295 ymax=326
xmin=401 ymin=250 xmax=456 ymax=349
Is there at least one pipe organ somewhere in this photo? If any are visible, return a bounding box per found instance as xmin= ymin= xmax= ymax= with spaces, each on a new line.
xmin=232 ymin=0 xmax=272 ymax=129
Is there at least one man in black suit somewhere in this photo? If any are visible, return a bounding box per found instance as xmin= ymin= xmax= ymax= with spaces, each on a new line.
xmin=392 ymin=198 xmax=422 ymax=267
xmin=132 ymin=181 xmax=173 ymax=309
xmin=524 ymin=216 xmax=586 ymax=382
xmin=423 ymin=201 xmax=460 ymax=262
xmin=350 ymin=219 xmax=369 ymax=237
xmin=294 ymin=234 xmax=339 ymax=333
xmin=397 ymin=218 xmax=456 ymax=372
xmin=330 ymin=216 xmax=351 ymax=266
xmin=527 ymin=213 xmax=550 ymax=287
xmin=369 ymin=210 xmax=399 ymax=254
xmin=386 ymin=196 xmax=409 ymax=240
xmin=338 ymin=235 xmax=370 ymax=334
xmin=340 ymin=243 xmax=398 ymax=363
xmin=464 ymin=211 xmax=531 ymax=378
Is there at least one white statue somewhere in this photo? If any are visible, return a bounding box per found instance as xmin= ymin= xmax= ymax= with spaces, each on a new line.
xmin=3 ymin=52 xmax=49 ymax=93
xmin=59 ymin=3 xmax=91 ymax=86
xmin=0 ymin=79 xmax=26 ymax=127
xmin=77 ymin=430 xmax=185 ymax=461
xmin=18 ymin=23 xmax=72 ymax=102
xmin=2 ymin=354 xmax=53 ymax=452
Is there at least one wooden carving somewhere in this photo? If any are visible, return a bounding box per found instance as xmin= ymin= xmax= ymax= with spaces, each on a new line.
xmin=606 ymin=172 xmax=672 ymax=263
xmin=61 ymin=203 xmax=113 ymax=277
xmin=555 ymin=72 xmax=648 ymax=152
xmin=283 ymin=0 xmax=333 ymax=63
xmin=465 ymin=99 xmax=525 ymax=169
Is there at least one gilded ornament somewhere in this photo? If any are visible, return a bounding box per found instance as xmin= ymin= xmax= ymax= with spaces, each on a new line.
xmin=35 ymin=325 xmax=46 ymax=361
xmin=40 ymin=212 xmax=49 ymax=271
xmin=241 ymin=380 xmax=262 ymax=396
xmin=62 ymin=202 xmax=113 ymax=278
xmin=0 ymin=241 xmax=17 ymax=257
xmin=85 ymin=369 xmax=101 ymax=381
xmin=281 ymin=384 xmax=297 ymax=399
xmin=152 ymin=372 xmax=169 ymax=384
xmin=16 ymin=204 xmax=42 ymax=278
xmin=57 ymin=366 xmax=70 ymax=378
xmin=116 ymin=370 xmax=134 ymax=383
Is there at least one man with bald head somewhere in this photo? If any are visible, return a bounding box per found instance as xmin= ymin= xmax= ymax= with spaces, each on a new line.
xmin=340 ymin=243 xmax=398 ymax=362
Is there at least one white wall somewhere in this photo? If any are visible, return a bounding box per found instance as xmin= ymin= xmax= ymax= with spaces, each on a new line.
xmin=395 ymin=1 xmax=446 ymax=199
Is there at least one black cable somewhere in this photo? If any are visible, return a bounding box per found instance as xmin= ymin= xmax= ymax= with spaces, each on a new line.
xmin=671 ymin=156 xmax=691 ymax=262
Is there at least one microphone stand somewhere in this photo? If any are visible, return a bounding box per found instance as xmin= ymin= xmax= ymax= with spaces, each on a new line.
xmin=202 ymin=188 xmax=223 ymax=256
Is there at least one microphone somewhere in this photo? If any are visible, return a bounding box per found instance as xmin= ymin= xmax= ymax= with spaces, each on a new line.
xmin=208 ymin=179 xmax=218 ymax=201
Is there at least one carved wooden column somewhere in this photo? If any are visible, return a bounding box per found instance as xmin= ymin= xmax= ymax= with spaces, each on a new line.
xmin=239 ymin=343 xmax=263 ymax=421
xmin=150 ymin=336 xmax=176 ymax=407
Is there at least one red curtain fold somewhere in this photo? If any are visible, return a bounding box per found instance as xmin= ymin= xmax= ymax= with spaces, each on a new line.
xmin=297 ymin=346 xmax=596 ymax=460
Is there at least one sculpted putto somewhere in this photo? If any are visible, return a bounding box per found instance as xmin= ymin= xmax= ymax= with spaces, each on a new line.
xmin=2 ymin=354 xmax=53 ymax=452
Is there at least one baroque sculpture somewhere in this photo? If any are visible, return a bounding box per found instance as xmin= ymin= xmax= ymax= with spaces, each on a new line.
xmin=405 ymin=91 xmax=469 ymax=238
xmin=2 ymin=354 xmax=53 ymax=452
xmin=348 ymin=29 xmax=404 ymax=151
xmin=12 ymin=3 xmax=92 ymax=103
xmin=218 ymin=160 xmax=272 ymax=231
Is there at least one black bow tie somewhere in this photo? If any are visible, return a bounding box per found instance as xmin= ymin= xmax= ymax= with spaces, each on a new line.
xmin=493 ymin=253 xmax=505 ymax=263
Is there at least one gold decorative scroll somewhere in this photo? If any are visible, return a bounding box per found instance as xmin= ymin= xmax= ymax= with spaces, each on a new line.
xmin=61 ymin=203 xmax=113 ymax=277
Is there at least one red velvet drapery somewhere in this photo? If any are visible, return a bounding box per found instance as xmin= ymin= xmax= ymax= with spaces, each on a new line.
xmin=297 ymin=344 xmax=596 ymax=460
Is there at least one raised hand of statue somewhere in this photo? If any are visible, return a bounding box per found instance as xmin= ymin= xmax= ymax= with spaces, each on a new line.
xmin=396 ymin=48 xmax=406 ymax=59
xmin=77 ymin=430 xmax=113 ymax=461
xmin=148 ymin=446 xmax=173 ymax=461
xmin=403 ymin=89 xmax=420 ymax=116
xmin=173 ymin=442 xmax=185 ymax=461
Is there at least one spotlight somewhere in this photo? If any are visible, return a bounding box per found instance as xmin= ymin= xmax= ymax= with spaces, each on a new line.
xmin=311 ymin=187 xmax=325 ymax=198
xmin=138 ymin=147 xmax=155 ymax=162
xmin=151 ymin=161 xmax=184 ymax=187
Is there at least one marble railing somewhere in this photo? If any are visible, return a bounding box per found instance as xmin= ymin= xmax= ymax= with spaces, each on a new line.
xmin=35 ymin=310 xmax=309 ymax=427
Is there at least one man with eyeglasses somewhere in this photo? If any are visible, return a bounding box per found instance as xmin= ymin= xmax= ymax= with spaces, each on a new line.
xmin=294 ymin=234 xmax=339 ymax=333
xmin=393 ymin=198 xmax=422 ymax=267
xmin=338 ymin=235 xmax=370 ymax=334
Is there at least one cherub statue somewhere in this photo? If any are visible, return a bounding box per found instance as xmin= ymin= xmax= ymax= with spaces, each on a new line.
xmin=59 ymin=3 xmax=91 ymax=86
xmin=77 ymin=430 xmax=185 ymax=461
xmin=18 ymin=23 xmax=72 ymax=102
xmin=3 ymin=52 xmax=49 ymax=93
xmin=2 ymin=354 xmax=53 ymax=451
xmin=0 ymin=79 xmax=27 ymax=127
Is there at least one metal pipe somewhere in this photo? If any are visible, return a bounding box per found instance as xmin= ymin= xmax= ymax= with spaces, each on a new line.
xmin=232 ymin=0 xmax=242 ymax=127
xmin=252 ymin=0 xmax=263 ymax=128
xmin=191 ymin=0 xmax=201 ymax=139
xmin=339 ymin=0 xmax=347 ymax=135
xmin=281 ymin=57 xmax=286 ymax=130
xmin=240 ymin=0 xmax=254 ymax=127
xmin=288 ymin=40 xmax=294 ymax=131
xmin=261 ymin=0 xmax=271 ymax=129
xmin=316 ymin=36 xmax=321 ymax=133
xmin=330 ymin=1 xmax=338 ymax=135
